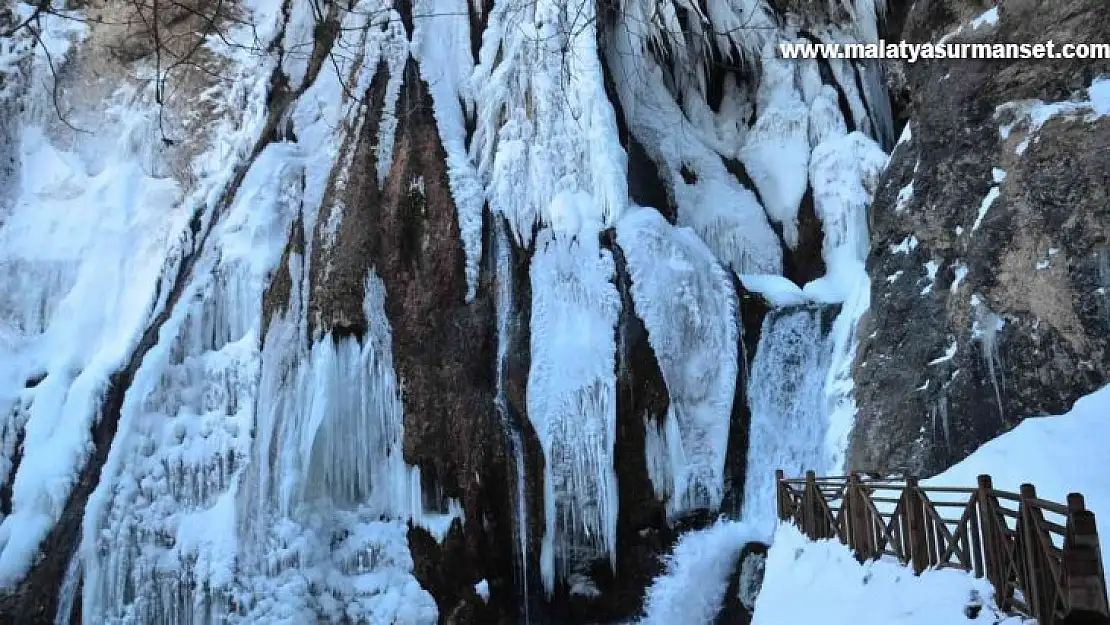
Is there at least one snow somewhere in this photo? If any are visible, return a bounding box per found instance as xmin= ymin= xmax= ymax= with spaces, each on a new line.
xmin=739 ymin=43 xmax=811 ymax=249
xmin=920 ymin=259 xmax=940 ymax=295
xmin=996 ymin=75 xmax=1110 ymax=153
xmin=752 ymin=523 xmax=1019 ymax=625
xmin=896 ymin=122 xmax=912 ymax=146
xmin=890 ymin=236 xmax=919 ymax=254
xmin=928 ymin=339 xmax=958 ymax=365
xmin=474 ymin=579 xmax=490 ymax=603
xmin=740 ymin=275 xmax=808 ymax=307
xmin=895 ymin=180 xmax=914 ymax=212
xmin=1090 ymin=77 xmax=1110 ymax=115
xmin=616 ymin=207 xmax=739 ymax=518
xmin=926 ymin=384 xmax=1110 ymax=589
xmin=527 ymin=227 xmax=621 ymax=594
xmin=951 ymin=262 xmax=969 ymax=292
xmin=970 ymin=7 xmax=1000 ymax=30
xmin=972 ymin=186 xmax=1000 ymax=232
xmin=640 ymin=520 xmax=769 ymax=625
xmin=470 ymin=0 xmax=628 ymax=246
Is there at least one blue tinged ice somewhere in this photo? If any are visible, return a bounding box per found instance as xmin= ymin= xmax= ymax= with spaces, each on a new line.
xmin=808 ymin=85 xmax=848 ymax=148
xmin=640 ymin=519 xmax=769 ymax=625
xmin=527 ymin=225 xmax=621 ymax=595
xmin=742 ymin=307 xmax=832 ymax=531
xmin=605 ymin=8 xmax=782 ymax=275
xmin=740 ymin=41 xmax=811 ymax=249
xmin=616 ymin=207 xmax=738 ymax=518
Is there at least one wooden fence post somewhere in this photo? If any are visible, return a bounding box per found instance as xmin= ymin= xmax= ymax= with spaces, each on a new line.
xmin=1064 ymin=492 xmax=1110 ymax=617
xmin=978 ymin=474 xmax=1005 ymax=609
xmin=848 ymin=471 xmax=871 ymax=560
xmin=775 ymin=469 xmax=787 ymax=521
xmin=804 ymin=470 xmax=818 ymax=538
xmin=905 ymin=476 xmax=929 ymax=574
xmin=1020 ymin=483 xmax=1046 ymax=622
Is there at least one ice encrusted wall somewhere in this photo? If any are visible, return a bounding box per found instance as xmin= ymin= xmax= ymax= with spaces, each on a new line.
xmin=0 ymin=0 xmax=895 ymax=620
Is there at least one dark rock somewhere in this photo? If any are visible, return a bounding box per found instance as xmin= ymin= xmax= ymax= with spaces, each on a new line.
xmin=310 ymin=54 xmax=519 ymax=622
xmin=850 ymin=0 xmax=1110 ymax=476
xmin=716 ymin=541 xmax=769 ymax=625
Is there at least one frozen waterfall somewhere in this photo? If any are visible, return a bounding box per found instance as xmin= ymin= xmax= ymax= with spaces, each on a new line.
xmin=742 ymin=306 xmax=836 ymax=532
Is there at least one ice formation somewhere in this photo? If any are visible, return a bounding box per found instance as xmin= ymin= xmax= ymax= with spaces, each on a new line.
xmin=604 ymin=2 xmax=784 ymax=276
xmin=742 ymin=307 xmax=833 ymax=531
xmin=528 ymin=225 xmax=621 ymax=595
xmin=411 ymin=0 xmax=484 ymax=301
xmin=470 ymin=0 xmax=628 ymax=246
xmin=739 ymin=42 xmax=811 ymax=249
xmin=615 ymin=207 xmax=738 ymax=517
xmin=0 ymin=0 xmax=907 ymax=616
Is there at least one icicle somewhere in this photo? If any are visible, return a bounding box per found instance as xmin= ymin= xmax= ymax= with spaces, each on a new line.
xmin=604 ymin=12 xmax=783 ymax=276
xmin=527 ymin=226 xmax=621 ymax=594
xmin=54 ymin=548 xmax=81 ymax=625
xmin=470 ymin=0 xmax=628 ymax=245
xmin=615 ymin=207 xmax=738 ymax=518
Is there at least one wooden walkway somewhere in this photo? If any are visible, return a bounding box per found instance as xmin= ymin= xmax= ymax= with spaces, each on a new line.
xmin=776 ymin=470 xmax=1109 ymax=625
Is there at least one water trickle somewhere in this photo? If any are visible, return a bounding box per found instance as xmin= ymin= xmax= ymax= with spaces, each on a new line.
xmin=494 ymin=215 xmax=533 ymax=621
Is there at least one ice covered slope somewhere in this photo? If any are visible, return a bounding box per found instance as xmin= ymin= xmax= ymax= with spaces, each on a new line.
xmin=752 ymin=523 xmax=1023 ymax=625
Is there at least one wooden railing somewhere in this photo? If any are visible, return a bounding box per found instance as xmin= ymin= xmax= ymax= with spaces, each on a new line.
xmin=776 ymin=470 xmax=1109 ymax=625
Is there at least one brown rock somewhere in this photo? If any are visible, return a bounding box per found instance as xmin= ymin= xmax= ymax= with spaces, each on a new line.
xmin=850 ymin=0 xmax=1110 ymax=475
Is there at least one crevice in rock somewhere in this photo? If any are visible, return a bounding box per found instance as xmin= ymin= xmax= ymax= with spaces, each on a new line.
xmin=783 ymin=186 xmax=827 ymax=286
xmin=468 ymin=0 xmax=494 ymax=67
xmin=0 ymin=428 xmax=24 ymax=518
xmin=722 ymin=273 xmax=765 ymax=516
xmin=798 ymin=31 xmax=857 ymax=134
xmin=394 ymin=0 xmax=414 ymax=38
xmin=600 ymin=54 xmax=675 ymax=222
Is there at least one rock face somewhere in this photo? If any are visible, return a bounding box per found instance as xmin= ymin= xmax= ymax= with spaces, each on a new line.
xmin=850 ymin=0 xmax=1110 ymax=475
xmin=309 ymin=51 xmax=521 ymax=621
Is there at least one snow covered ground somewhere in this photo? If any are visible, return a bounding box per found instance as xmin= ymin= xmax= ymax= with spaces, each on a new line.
xmin=644 ymin=385 xmax=1110 ymax=625
xmin=752 ymin=523 xmax=1023 ymax=625
xmin=926 ymin=384 xmax=1110 ymax=588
